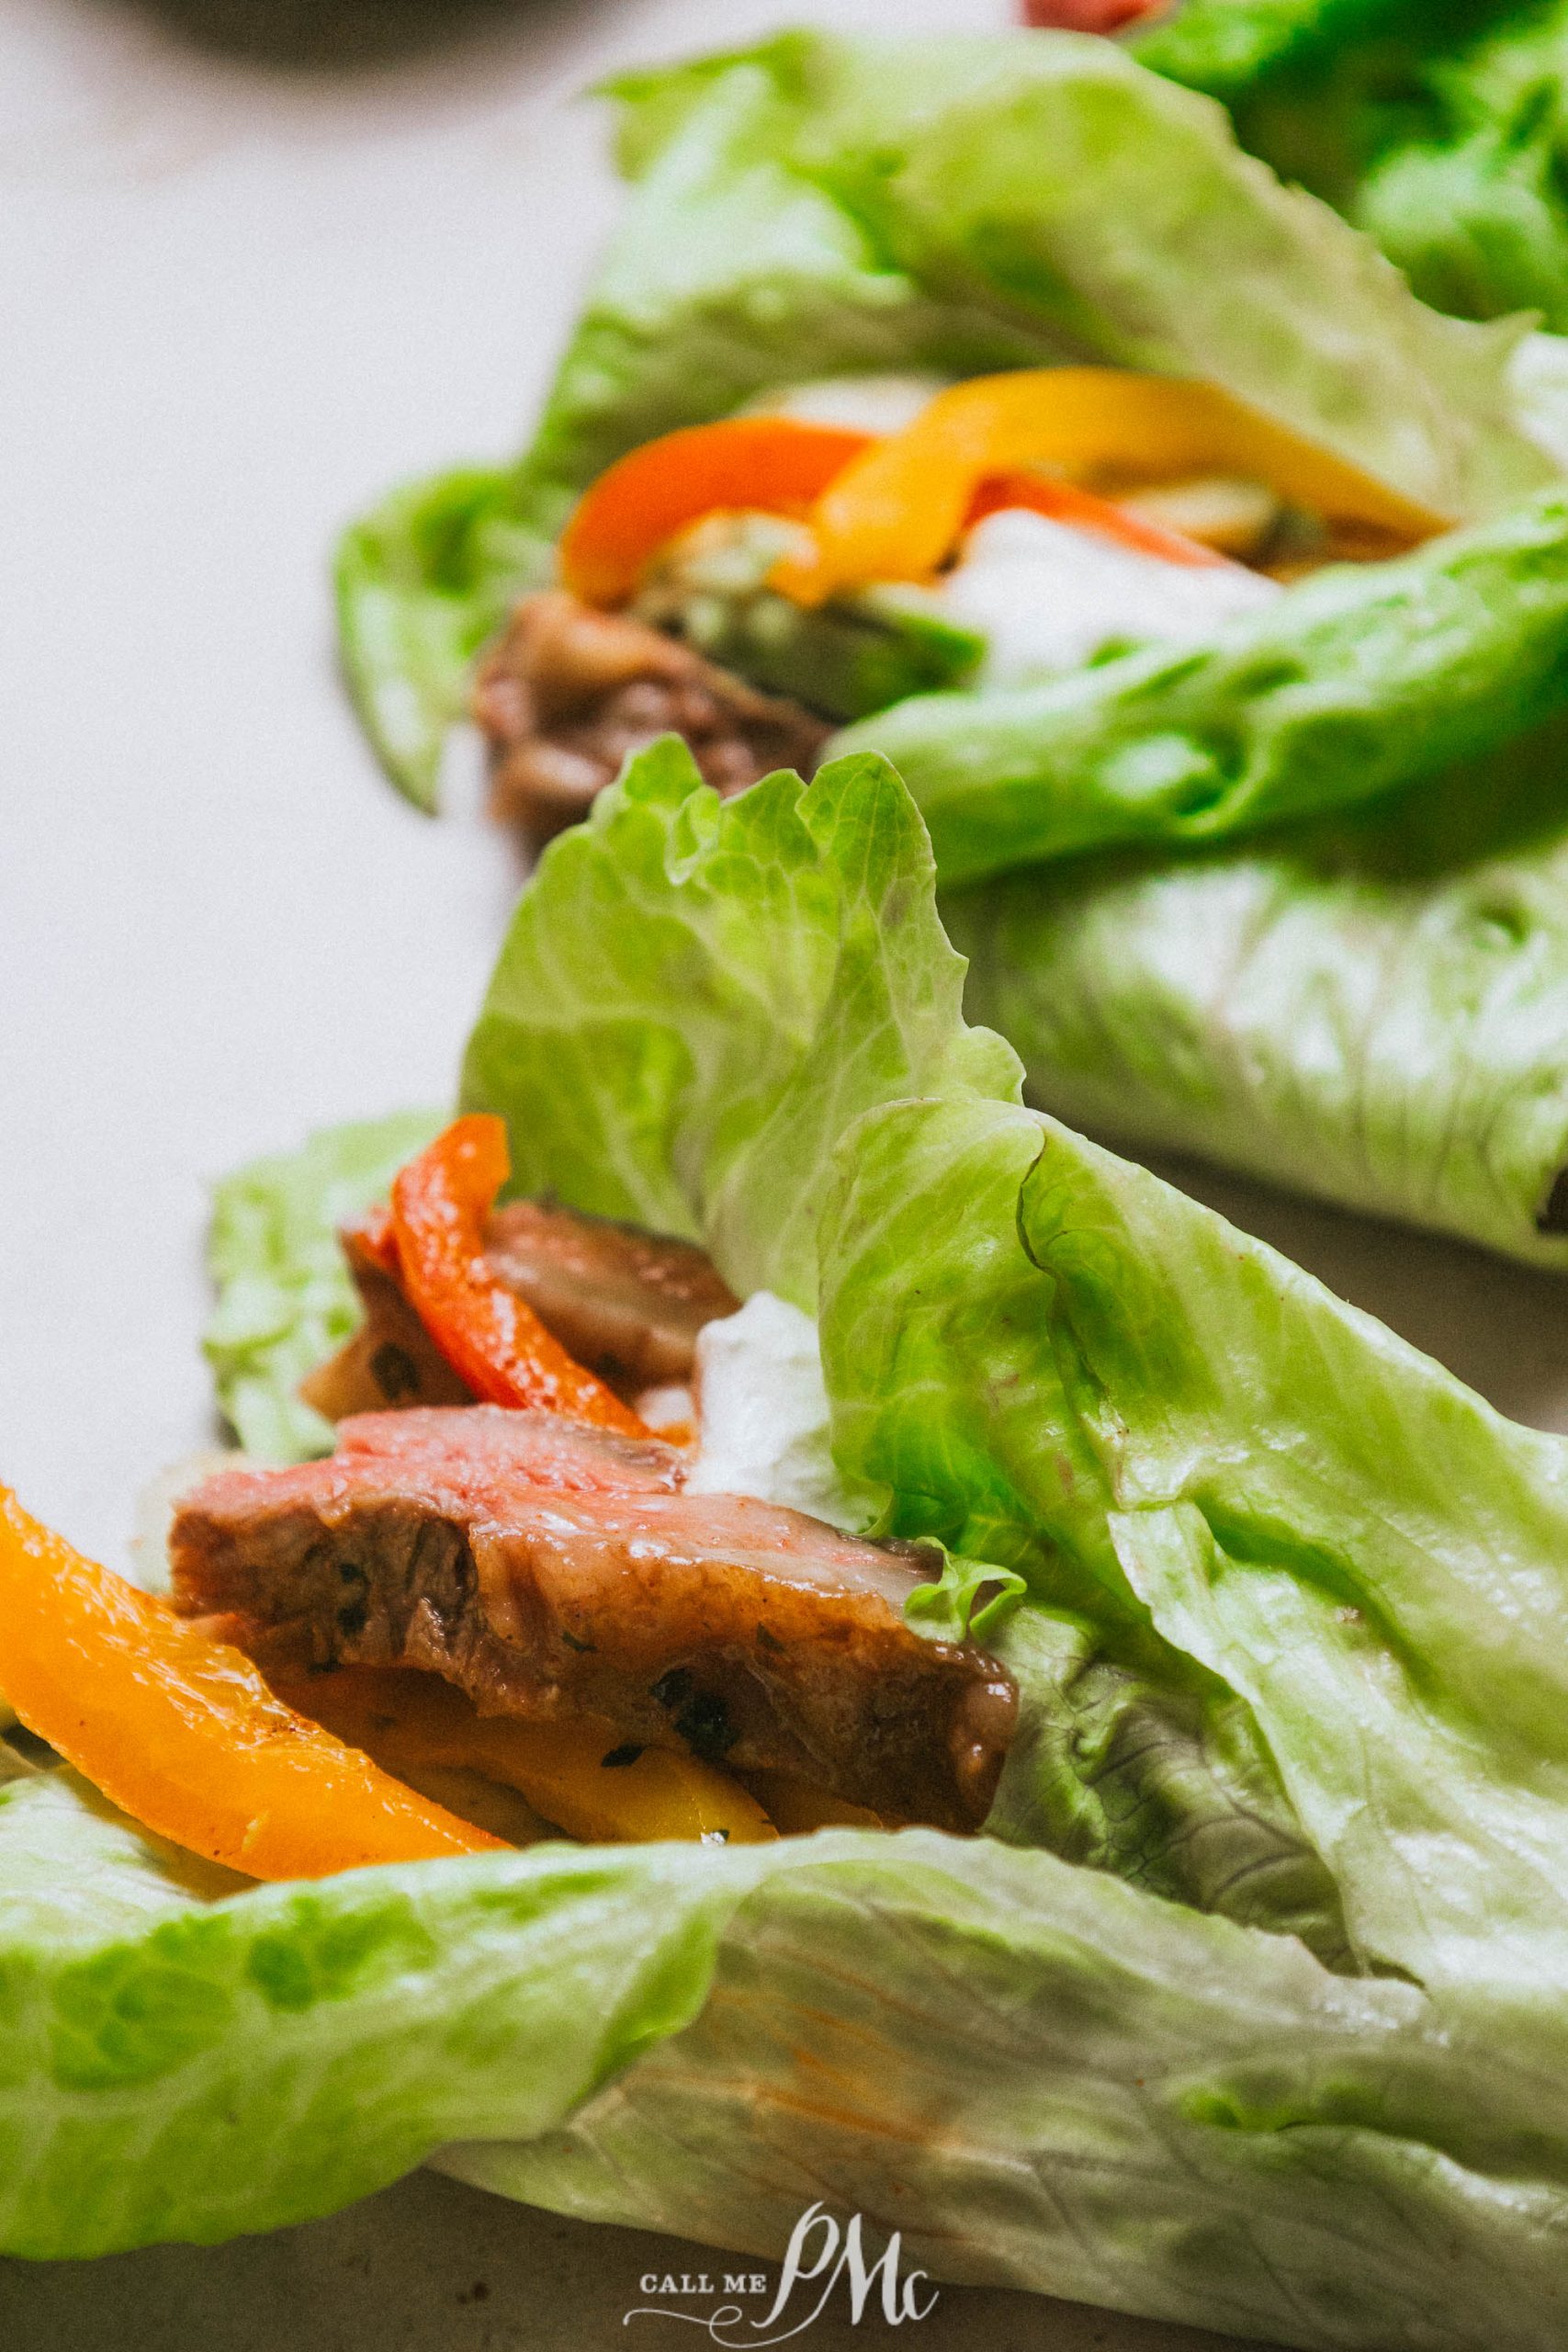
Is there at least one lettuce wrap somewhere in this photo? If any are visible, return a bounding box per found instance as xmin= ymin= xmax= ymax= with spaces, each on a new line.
xmin=338 ymin=28 xmax=1554 ymax=812
xmin=321 ymin=22 xmax=1568 ymax=1282
xmin=15 ymin=743 xmax=1568 ymax=2350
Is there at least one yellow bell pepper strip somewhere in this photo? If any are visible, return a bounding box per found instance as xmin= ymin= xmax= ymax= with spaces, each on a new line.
xmin=739 ymin=1770 xmax=895 ymax=1835
xmin=388 ymin=1115 xmax=651 ymax=1438
xmin=558 ymin=416 xmax=876 ymax=607
xmin=0 ymin=1487 xmax=506 ymax=1877
xmin=771 ymin=368 xmax=1452 ymax=604
xmin=277 ymin=1668 xmax=778 ymax=1847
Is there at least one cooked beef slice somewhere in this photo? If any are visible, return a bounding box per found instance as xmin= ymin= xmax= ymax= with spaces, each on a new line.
xmin=473 ymin=591 xmax=833 ymax=844
xmin=171 ymin=1407 xmax=1016 ymax=1830
xmin=299 ymin=1225 xmax=474 ymax=1421
xmin=482 ymin=1199 xmax=739 ymax=1391
xmin=303 ymin=1200 xmax=739 ymax=1422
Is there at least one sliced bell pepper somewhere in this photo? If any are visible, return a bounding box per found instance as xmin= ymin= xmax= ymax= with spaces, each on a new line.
xmin=966 ymin=469 xmax=1231 ymax=568
xmin=278 ymin=1668 xmax=778 ymax=1847
xmin=558 ymin=416 xmax=876 ymax=607
xmin=1021 ymin=0 xmax=1163 ymax=26
xmin=771 ymin=368 xmax=1451 ymax=604
xmin=0 ymin=1487 xmax=505 ymax=1878
xmin=387 ymin=1116 xmax=650 ymax=1436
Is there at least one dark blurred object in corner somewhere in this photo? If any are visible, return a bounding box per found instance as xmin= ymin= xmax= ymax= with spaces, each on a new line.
xmin=1020 ymin=0 xmax=1168 ymax=27
xmin=123 ymin=0 xmax=532 ymax=68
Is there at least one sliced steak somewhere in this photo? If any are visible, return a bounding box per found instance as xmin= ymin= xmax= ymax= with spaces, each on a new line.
xmin=473 ymin=590 xmax=832 ymax=844
xmin=170 ymin=1407 xmax=1016 ymax=1830
xmin=482 ymin=1198 xmax=739 ymax=1392
xmin=299 ymin=1223 xmax=473 ymax=1421
xmin=301 ymin=1198 xmax=739 ymax=1422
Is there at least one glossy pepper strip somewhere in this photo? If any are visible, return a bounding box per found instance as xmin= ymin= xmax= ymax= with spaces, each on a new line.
xmin=389 ymin=1115 xmax=650 ymax=1435
xmin=0 ymin=1486 xmax=505 ymax=1877
xmin=771 ymin=368 xmax=1451 ymax=604
xmin=558 ymin=416 xmax=876 ymax=606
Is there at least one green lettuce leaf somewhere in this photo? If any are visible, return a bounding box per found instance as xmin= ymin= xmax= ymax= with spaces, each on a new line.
xmin=141 ymin=741 xmax=1568 ymax=2327
xmin=1011 ymin=1114 xmax=1568 ymax=2029
xmin=340 ymin=54 xmax=1045 ymax=807
xmin=459 ymin=735 xmax=1021 ymax=1311
xmin=335 ymin=469 xmax=521 ymax=817
xmin=204 ymin=1109 xmax=443 ymax=1462
xmin=340 ymin=28 xmax=1549 ymax=804
xmin=1141 ymin=0 xmax=1568 ymax=340
xmin=1130 ymin=0 xmax=1513 ymax=205
xmin=948 ymin=707 xmax=1568 ymax=1266
xmin=830 ymin=488 xmax=1568 ymax=885
xmin=16 ymin=1770 xmax=1568 ymax=2352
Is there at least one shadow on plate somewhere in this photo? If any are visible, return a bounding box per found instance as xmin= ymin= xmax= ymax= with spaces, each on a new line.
xmin=88 ymin=0 xmax=568 ymax=70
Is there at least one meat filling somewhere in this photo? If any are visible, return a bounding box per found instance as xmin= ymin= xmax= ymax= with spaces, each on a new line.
xmin=473 ymin=590 xmax=832 ymax=844
xmin=300 ymin=1197 xmax=739 ymax=1422
xmin=171 ymin=1407 xmax=1017 ymax=1831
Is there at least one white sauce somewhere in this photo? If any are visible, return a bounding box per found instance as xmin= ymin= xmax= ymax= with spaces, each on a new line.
xmin=936 ymin=507 xmax=1282 ymax=687
xmin=685 ymin=1292 xmax=869 ymax=1532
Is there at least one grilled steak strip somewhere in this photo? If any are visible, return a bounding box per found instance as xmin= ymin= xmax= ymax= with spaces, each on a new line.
xmin=171 ymin=1408 xmax=1016 ymax=1831
xmin=474 ymin=590 xmax=832 ymax=844
xmin=483 ymin=1199 xmax=739 ymax=1392
xmin=302 ymin=1198 xmax=739 ymax=1422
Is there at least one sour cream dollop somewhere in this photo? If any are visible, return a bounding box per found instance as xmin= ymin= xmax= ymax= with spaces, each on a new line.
xmin=685 ymin=1292 xmax=872 ymax=1532
xmin=938 ymin=506 xmax=1282 ymax=687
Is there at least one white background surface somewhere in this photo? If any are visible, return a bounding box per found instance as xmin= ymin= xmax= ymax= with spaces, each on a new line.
xmin=3 ymin=0 xmax=1566 ymax=2340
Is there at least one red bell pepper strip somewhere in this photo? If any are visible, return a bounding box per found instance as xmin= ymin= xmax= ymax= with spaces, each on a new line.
xmin=388 ymin=1115 xmax=650 ymax=1436
xmin=1020 ymin=1 xmax=1166 ymax=28
xmin=558 ymin=416 xmax=876 ymax=606
xmin=967 ymin=469 xmax=1232 ymax=567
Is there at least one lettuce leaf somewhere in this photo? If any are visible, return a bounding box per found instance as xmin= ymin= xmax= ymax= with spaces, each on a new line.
xmin=135 ymin=741 xmax=1568 ymax=2328
xmin=203 ymin=1109 xmax=443 ymax=1462
xmin=20 ymin=1770 xmax=1558 ymax=2352
xmin=334 ymin=470 xmax=520 ymax=817
xmin=829 ymin=489 xmax=1568 ymax=885
xmin=1141 ymin=0 xmax=1568 ymax=342
xmin=1011 ymin=1114 xmax=1568 ymax=2034
xmin=341 ymin=54 xmax=1046 ymax=807
xmin=949 ymin=707 xmax=1568 ymax=1266
xmin=1130 ymin=0 xmax=1514 ymax=204
xmin=340 ymin=28 xmax=1549 ymax=805
xmin=459 ymin=736 xmax=1021 ymax=1310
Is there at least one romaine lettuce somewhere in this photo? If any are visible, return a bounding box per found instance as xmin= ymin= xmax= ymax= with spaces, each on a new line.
xmin=830 ymin=489 xmax=1568 ymax=884
xmin=53 ymin=741 xmax=1568 ymax=2342
xmin=14 ymin=1772 xmax=1537 ymax=2352
xmin=204 ymin=1109 xmax=442 ymax=1462
xmin=459 ymin=736 xmax=1022 ymax=1309
xmin=340 ymin=28 xmax=1549 ymax=807
xmin=949 ymin=708 xmax=1568 ymax=1266
xmin=1138 ymin=0 xmax=1568 ymax=340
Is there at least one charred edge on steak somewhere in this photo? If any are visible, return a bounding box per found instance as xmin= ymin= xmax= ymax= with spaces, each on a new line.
xmin=473 ymin=591 xmax=833 ymax=844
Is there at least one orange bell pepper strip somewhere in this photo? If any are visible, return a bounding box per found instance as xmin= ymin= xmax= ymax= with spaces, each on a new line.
xmin=388 ymin=1115 xmax=650 ymax=1436
xmin=771 ymin=368 xmax=1451 ymax=604
xmin=966 ymin=469 xmax=1231 ymax=569
xmin=558 ymin=416 xmax=875 ymax=606
xmin=0 ymin=1486 xmax=505 ymax=1878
